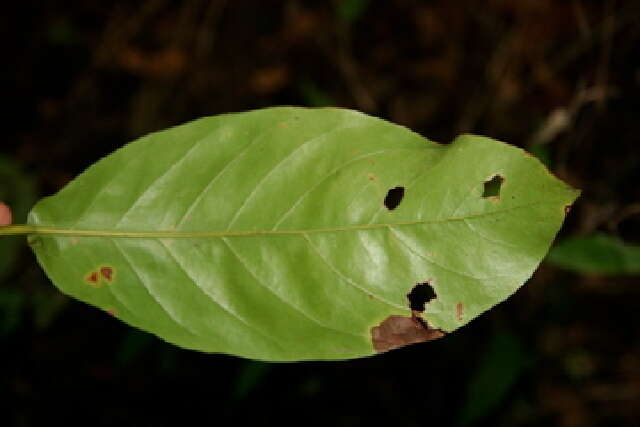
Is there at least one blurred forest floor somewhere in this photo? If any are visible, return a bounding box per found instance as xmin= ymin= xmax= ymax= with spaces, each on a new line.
xmin=1 ymin=1 xmax=640 ymax=426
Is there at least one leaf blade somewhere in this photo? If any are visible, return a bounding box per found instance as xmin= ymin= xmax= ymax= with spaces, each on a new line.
xmin=27 ymin=107 xmax=579 ymax=360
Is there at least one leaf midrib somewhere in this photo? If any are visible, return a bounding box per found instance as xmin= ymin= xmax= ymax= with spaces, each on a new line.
xmin=6 ymin=200 xmax=552 ymax=238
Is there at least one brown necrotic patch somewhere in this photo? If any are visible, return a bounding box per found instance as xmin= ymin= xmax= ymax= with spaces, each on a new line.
xmin=84 ymin=266 xmax=115 ymax=286
xmin=456 ymin=302 xmax=464 ymax=322
xmin=371 ymin=313 xmax=445 ymax=353
xmin=371 ymin=281 xmax=445 ymax=353
xmin=100 ymin=266 xmax=114 ymax=282
xmin=84 ymin=271 xmax=101 ymax=286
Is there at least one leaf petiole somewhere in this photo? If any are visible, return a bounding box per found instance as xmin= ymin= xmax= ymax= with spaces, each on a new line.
xmin=0 ymin=225 xmax=37 ymax=236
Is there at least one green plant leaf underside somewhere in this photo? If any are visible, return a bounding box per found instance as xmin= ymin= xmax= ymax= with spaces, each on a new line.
xmin=21 ymin=107 xmax=578 ymax=361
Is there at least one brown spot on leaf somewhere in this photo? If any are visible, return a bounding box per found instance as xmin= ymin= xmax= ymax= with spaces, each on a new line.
xmin=371 ymin=313 xmax=445 ymax=353
xmin=85 ymin=271 xmax=100 ymax=286
xmin=106 ymin=308 xmax=117 ymax=316
xmin=564 ymin=205 xmax=572 ymax=214
xmin=367 ymin=173 xmax=377 ymax=182
xmin=100 ymin=266 xmax=114 ymax=282
xmin=456 ymin=302 xmax=464 ymax=321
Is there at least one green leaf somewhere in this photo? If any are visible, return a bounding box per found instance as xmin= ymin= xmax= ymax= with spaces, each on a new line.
xmin=547 ymin=232 xmax=640 ymax=275
xmin=20 ymin=107 xmax=577 ymax=361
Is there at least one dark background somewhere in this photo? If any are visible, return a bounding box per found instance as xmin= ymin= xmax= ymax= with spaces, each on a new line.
xmin=1 ymin=1 xmax=640 ymax=426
